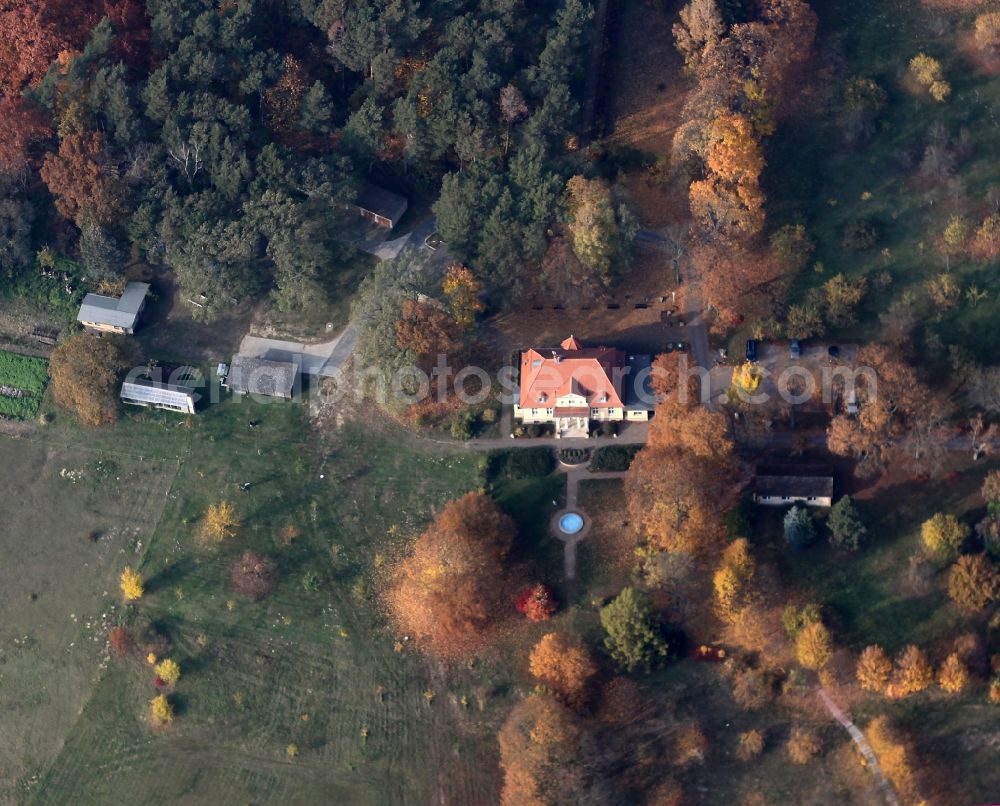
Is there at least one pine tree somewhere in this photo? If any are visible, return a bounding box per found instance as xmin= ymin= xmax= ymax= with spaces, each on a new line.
xmin=784 ymin=505 xmax=817 ymax=549
xmin=828 ymin=495 xmax=868 ymax=551
xmin=600 ymin=587 xmax=669 ymax=672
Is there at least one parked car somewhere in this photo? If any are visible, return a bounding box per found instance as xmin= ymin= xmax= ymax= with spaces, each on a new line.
xmin=790 ymin=340 xmax=801 ymax=359
xmin=746 ymin=339 xmax=758 ymax=361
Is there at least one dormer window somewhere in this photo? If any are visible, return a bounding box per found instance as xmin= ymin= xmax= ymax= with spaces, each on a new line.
xmin=600 ymin=393 xmax=609 ymax=403
xmin=538 ymin=392 xmax=548 ymax=403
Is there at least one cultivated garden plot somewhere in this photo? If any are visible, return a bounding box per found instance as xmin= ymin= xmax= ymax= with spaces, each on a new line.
xmin=0 ymin=350 xmax=48 ymax=419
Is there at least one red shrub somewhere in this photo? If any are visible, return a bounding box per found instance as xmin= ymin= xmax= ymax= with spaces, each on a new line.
xmin=108 ymin=626 xmax=132 ymax=656
xmin=231 ymin=551 xmax=280 ymax=601
xmin=515 ymin=584 xmax=558 ymax=621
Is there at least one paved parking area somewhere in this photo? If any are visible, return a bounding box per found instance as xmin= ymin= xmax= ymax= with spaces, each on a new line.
xmin=752 ymin=341 xmax=859 ymax=403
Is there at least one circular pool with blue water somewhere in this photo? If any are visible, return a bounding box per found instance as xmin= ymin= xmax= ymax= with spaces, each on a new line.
xmin=559 ymin=512 xmax=584 ymax=535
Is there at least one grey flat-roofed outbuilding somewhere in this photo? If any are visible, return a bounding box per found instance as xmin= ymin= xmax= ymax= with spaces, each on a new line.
xmin=121 ymin=378 xmax=196 ymax=414
xmin=754 ymin=475 xmax=834 ymax=507
xmin=624 ymin=354 xmax=655 ymax=412
xmin=77 ymin=282 xmax=150 ymax=334
xmin=224 ymin=356 xmax=298 ymax=399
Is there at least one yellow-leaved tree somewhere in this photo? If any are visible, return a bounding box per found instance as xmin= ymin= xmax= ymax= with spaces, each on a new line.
xmin=920 ymin=513 xmax=969 ymax=562
xmin=120 ymin=567 xmax=144 ymax=601
xmin=731 ymin=362 xmax=762 ymax=396
xmin=795 ymin=622 xmax=833 ymax=671
xmin=712 ymin=538 xmax=756 ymax=621
xmin=155 ymin=658 xmax=181 ymax=687
xmin=200 ymin=501 xmax=240 ymax=543
xmin=150 ymin=693 xmax=174 ymax=726
xmin=887 ymin=645 xmax=934 ymax=698
xmin=564 ymin=175 xmax=626 ymax=285
xmin=442 ymin=265 xmax=483 ymax=330
xmin=856 ymin=645 xmax=891 ymax=693
xmin=937 ymin=653 xmax=969 ymax=694
xmin=528 ymin=633 xmax=598 ymax=708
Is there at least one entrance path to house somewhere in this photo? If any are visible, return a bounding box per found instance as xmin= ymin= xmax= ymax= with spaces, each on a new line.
xmin=550 ymin=462 xmax=628 ymax=580
xmin=817 ymin=688 xmax=899 ymax=806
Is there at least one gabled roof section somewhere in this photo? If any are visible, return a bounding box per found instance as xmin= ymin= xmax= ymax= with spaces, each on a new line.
xmin=77 ymin=282 xmax=150 ymax=329
xmin=754 ymin=475 xmax=834 ymax=498
xmin=519 ymin=337 xmax=626 ymax=410
xmin=354 ymin=182 xmax=408 ymax=223
xmin=226 ymin=356 xmax=298 ymax=397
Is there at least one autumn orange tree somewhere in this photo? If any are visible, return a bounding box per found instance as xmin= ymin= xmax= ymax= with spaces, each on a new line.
xmin=938 ymin=653 xmax=970 ymax=693
xmin=795 ymin=621 xmax=833 ymax=671
xmin=886 ymin=645 xmax=934 ymax=698
xmin=386 ymin=492 xmax=514 ymax=658
xmin=50 ymin=334 xmax=131 ymax=426
xmin=0 ymin=96 xmax=50 ymax=174
xmin=528 ymin=633 xmax=598 ymax=708
xmin=40 ymin=131 xmax=122 ymax=226
xmin=672 ymin=0 xmax=816 ymax=322
xmin=947 ymin=553 xmax=1000 ymax=611
xmin=394 ymin=299 xmax=459 ymax=370
xmin=0 ymin=0 xmax=147 ymax=97
xmin=498 ymin=693 xmax=603 ymax=806
xmin=866 ymin=717 xmax=922 ymax=802
xmin=626 ymin=398 xmax=738 ymax=553
xmin=263 ymin=54 xmax=309 ymax=139
xmin=856 ymin=645 xmax=892 ymax=693
xmin=689 ymin=164 xmax=766 ymax=246
xmin=786 ymin=727 xmax=821 ymax=764
xmin=712 ymin=538 xmax=756 ymax=621
xmin=442 ymin=265 xmax=484 ymax=329
xmin=650 ymin=351 xmax=704 ymax=405
xmin=827 ymin=345 xmax=931 ymax=477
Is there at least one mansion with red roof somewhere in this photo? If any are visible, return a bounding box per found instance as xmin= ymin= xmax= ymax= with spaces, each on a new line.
xmin=514 ymin=336 xmax=653 ymax=438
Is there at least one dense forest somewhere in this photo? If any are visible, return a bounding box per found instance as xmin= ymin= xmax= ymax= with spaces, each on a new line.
xmin=0 ymin=0 xmax=599 ymax=319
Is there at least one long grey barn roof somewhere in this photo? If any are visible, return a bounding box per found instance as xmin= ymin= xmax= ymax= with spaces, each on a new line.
xmin=78 ymin=282 xmax=150 ymax=329
xmin=755 ymin=475 xmax=833 ymax=498
xmin=120 ymin=378 xmax=195 ymax=407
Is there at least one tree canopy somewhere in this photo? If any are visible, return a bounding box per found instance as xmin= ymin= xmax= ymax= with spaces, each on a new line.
xmin=386 ymin=492 xmax=515 ymax=658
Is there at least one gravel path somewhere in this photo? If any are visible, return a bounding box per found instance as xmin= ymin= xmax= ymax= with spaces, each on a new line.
xmin=817 ymin=688 xmax=899 ymax=806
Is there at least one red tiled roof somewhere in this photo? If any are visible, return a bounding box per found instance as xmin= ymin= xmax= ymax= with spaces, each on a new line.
xmin=519 ymin=336 xmax=625 ymax=410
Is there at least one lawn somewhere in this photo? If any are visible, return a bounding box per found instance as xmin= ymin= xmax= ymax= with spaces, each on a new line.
xmin=768 ymin=0 xmax=1000 ymax=361
xmin=11 ymin=390 xmax=515 ymax=804
xmin=0 ymin=438 xmax=178 ymax=802
xmin=0 ymin=350 xmax=48 ymax=419
xmin=755 ymin=457 xmax=997 ymax=652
